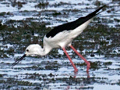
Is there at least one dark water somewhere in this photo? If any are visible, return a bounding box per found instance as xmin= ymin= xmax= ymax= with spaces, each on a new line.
xmin=0 ymin=0 xmax=120 ymax=89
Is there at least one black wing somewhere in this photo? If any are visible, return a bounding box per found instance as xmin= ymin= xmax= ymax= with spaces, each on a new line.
xmin=46 ymin=5 xmax=106 ymax=38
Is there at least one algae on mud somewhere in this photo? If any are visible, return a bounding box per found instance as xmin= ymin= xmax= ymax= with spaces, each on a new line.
xmin=0 ymin=20 xmax=120 ymax=58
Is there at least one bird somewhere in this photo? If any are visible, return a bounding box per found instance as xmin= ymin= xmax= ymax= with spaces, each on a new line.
xmin=12 ymin=5 xmax=106 ymax=73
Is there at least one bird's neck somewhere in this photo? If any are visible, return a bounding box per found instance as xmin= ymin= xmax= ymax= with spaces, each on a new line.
xmin=40 ymin=45 xmax=52 ymax=56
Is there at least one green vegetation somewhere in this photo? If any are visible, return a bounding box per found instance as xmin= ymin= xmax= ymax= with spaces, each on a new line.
xmin=36 ymin=2 xmax=49 ymax=9
xmin=0 ymin=19 xmax=120 ymax=58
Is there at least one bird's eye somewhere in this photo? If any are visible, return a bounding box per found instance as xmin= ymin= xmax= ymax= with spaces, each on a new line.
xmin=26 ymin=49 xmax=29 ymax=52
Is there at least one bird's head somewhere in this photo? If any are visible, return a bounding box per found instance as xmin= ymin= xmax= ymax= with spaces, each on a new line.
xmin=25 ymin=44 xmax=42 ymax=56
xmin=12 ymin=44 xmax=43 ymax=66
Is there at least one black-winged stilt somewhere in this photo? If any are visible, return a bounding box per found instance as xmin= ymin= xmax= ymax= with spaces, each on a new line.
xmin=12 ymin=5 xmax=106 ymax=72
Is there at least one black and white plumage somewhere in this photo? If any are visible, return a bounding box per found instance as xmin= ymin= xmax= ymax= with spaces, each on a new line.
xmin=46 ymin=5 xmax=104 ymax=38
xmin=12 ymin=5 xmax=106 ymax=72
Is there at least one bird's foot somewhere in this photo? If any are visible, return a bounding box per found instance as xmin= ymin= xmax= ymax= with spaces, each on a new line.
xmin=74 ymin=68 xmax=78 ymax=73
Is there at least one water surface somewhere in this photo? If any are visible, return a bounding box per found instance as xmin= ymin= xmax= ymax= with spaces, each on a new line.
xmin=0 ymin=0 xmax=120 ymax=89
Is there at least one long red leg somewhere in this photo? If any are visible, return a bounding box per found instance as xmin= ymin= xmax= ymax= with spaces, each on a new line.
xmin=62 ymin=47 xmax=78 ymax=72
xmin=70 ymin=45 xmax=90 ymax=72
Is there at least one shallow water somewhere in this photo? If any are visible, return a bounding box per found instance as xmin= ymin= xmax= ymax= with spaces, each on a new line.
xmin=0 ymin=57 xmax=120 ymax=90
xmin=0 ymin=0 xmax=120 ymax=89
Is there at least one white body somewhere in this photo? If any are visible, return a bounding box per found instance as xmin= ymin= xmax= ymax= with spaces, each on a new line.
xmin=25 ymin=19 xmax=92 ymax=56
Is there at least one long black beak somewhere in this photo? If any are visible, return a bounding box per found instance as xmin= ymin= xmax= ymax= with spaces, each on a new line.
xmin=12 ymin=54 xmax=26 ymax=67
